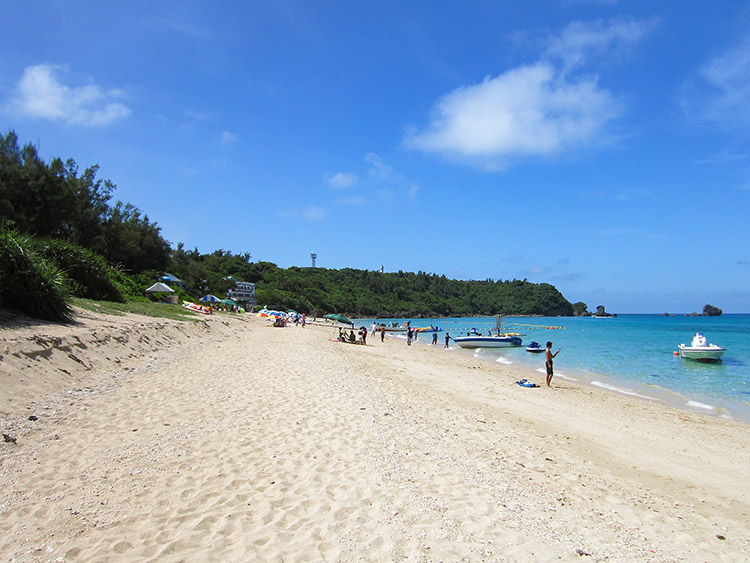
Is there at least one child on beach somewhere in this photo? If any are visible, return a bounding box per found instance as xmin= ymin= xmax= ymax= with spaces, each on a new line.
xmin=545 ymin=341 xmax=561 ymax=386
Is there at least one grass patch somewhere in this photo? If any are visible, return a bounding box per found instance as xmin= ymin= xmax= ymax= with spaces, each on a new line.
xmin=72 ymin=297 xmax=202 ymax=321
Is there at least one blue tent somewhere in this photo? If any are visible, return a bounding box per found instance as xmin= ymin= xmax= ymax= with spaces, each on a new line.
xmin=199 ymin=294 xmax=223 ymax=303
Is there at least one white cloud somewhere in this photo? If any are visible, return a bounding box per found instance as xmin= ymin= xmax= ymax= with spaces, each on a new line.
xmin=407 ymin=62 xmax=620 ymax=166
xmin=335 ymin=195 xmax=367 ymax=206
xmin=407 ymin=19 xmax=656 ymax=169
xmin=365 ymin=152 xmax=395 ymax=180
xmin=220 ymin=130 xmax=238 ymax=146
xmin=529 ymin=265 xmax=549 ymax=275
xmin=303 ymin=205 xmax=326 ymax=221
xmin=9 ymin=64 xmax=131 ymax=126
xmin=682 ymin=36 xmax=750 ymax=130
xmin=158 ymin=17 xmax=213 ymax=40
xmin=545 ymin=18 xmax=657 ymax=70
xmin=325 ymin=171 xmax=358 ymax=188
xmin=185 ymin=109 xmax=215 ymax=122
xmin=279 ymin=205 xmax=327 ymax=221
xmin=615 ymin=188 xmax=653 ymax=201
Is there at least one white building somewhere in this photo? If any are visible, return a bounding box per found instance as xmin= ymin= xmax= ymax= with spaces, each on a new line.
xmin=227 ymin=281 xmax=256 ymax=304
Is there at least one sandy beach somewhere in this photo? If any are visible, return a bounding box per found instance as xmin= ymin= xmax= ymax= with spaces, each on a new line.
xmin=1 ymin=311 xmax=748 ymax=562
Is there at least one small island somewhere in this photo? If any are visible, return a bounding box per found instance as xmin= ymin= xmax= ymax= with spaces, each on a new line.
xmin=703 ymin=304 xmax=723 ymax=316
xmin=591 ymin=305 xmax=616 ymax=318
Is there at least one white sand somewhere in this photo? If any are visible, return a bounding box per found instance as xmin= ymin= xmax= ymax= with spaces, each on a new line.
xmin=1 ymin=311 xmax=748 ymax=561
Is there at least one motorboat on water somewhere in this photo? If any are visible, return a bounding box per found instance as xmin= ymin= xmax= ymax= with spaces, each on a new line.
xmin=454 ymin=315 xmax=523 ymax=349
xmin=454 ymin=333 xmax=522 ymax=349
xmin=678 ymin=333 xmax=726 ymax=362
xmin=525 ymin=341 xmax=545 ymax=353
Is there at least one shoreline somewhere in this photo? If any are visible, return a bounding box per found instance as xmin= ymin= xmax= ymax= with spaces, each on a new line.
xmin=374 ymin=314 xmax=750 ymax=424
xmin=389 ymin=329 xmax=750 ymax=424
xmin=1 ymin=312 xmax=749 ymax=560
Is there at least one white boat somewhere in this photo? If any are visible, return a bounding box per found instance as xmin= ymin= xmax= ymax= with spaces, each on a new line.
xmin=678 ymin=333 xmax=726 ymax=362
xmin=454 ymin=333 xmax=522 ymax=349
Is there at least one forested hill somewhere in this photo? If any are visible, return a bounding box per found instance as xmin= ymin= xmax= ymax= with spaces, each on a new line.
xmin=172 ymin=251 xmax=574 ymax=317
xmin=256 ymin=266 xmax=574 ymax=318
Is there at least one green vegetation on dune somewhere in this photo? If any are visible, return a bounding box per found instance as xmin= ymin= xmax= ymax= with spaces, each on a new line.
xmin=71 ymin=298 xmax=202 ymax=321
xmin=0 ymin=230 xmax=73 ymax=322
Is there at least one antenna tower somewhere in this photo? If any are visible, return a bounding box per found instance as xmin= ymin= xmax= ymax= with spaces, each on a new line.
xmin=310 ymin=251 xmax=317 ymax=268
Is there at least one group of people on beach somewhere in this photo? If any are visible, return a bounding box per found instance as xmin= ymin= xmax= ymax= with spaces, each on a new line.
xmin=335 ymin=320 xmax=562 ymax=386
xmin=337 ymin=326 xmax=368 ymax=345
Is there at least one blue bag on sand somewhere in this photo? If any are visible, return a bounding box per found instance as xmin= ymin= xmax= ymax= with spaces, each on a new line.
xmin=516 ymin=378 xmax=539 ymax=388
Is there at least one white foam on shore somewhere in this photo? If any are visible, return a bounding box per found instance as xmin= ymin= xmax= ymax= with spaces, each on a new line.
xmin=534 ymin=367 xmax=576 ymax=381
xmin=554 ymin=372 xmax=577 ymax=382
xmin=687 ymin=400 xmax=715 ymax=410
xmin=591 ymin=381 xmax=656 ymax=401
xmin=495 ymin=357 xmax=513 ymax=365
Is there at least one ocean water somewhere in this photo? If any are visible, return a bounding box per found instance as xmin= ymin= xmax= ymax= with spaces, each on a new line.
xmin=360 ymin=315 xmax=750 ymax=422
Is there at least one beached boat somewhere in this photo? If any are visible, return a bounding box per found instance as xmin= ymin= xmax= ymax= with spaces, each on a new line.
xmin=454 ymin=333 xmax=522 ymax=349
xmin=525 ymin=341 xmax=545 ymax=353
xmin=678 ymin=333 xmax=726 ymax=362
xmin=182 ymin=301 xmax=212 ymax=315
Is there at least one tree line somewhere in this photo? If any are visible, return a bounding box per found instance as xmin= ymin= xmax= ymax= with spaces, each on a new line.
xmin=1 ymin=130 xmax=575 ymax=320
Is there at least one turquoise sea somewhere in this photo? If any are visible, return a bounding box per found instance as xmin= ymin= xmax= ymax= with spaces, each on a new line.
xmin=360 ymin=315 xmax=750 ymax=422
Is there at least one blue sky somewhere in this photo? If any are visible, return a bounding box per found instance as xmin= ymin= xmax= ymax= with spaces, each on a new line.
xmin=2 ymin=1 xmax=749 ymax=313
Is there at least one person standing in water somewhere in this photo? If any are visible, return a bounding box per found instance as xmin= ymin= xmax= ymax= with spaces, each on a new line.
xmin=545 ymin=341 xmax=561 ymax=387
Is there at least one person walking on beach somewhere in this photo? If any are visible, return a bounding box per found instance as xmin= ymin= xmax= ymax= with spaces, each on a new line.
xmin=432 ymin=331 xmax=438 ymax=345
xmin=545 ymin=341 xmax=561 ymax=387
xmin=444 ymin=332 xmax=452 ymax=349
xmin=407 ymin=327 xmax=413 ymax=346
xmin=362 ymin=326 xmax=367 ymax=346
xmin=380 ymin=324 xmax=385 ymax=342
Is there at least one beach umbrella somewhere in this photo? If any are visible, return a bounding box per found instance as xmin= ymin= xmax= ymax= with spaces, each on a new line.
xmin=145 ymin=282 xmax=175 ymax=293
xmin=222 ymin=299 xmax=239 ymax=306
xmin=323 ymin=313 xmax=352 ymax=325
xmin=199 ymin=294 xmax=223 ymax=303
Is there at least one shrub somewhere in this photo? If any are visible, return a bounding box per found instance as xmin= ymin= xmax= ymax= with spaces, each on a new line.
xmin=108 ymin=267 xmax=149 ymax=302
xmin=0 ymin=230 xmax=73 ymax=322
xmin=31 ymin=238 xmax=125 ymax=302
